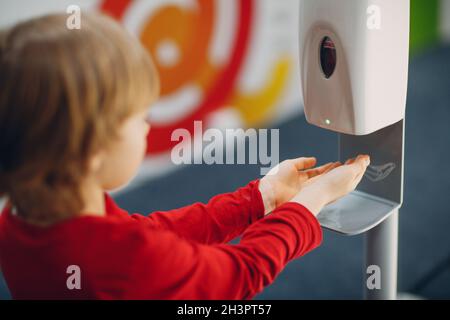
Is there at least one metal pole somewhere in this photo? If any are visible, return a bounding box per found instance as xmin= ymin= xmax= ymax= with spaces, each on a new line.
xmin=364 ymin=209 xmax=399 ymax=300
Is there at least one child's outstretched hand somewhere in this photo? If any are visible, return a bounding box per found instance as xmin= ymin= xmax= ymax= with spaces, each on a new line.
xmin=292 ymin=154 xmax=370 ymax=216
xmin=258 ymin=157 xmax=340 ymax=215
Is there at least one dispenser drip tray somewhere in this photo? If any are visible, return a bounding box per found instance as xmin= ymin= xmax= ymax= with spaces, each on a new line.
xmin=318 ymin=191 xmax=400 ymax=235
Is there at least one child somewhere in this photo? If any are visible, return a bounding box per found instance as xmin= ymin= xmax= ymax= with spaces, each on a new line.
xmin=0 ymin=13 xmax=370 ymax=299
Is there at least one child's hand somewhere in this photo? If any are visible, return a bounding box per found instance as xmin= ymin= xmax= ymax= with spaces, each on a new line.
xmin=258 ymin=157 xmax=340 ymax=215
xmin=291 ymin=155 xmax=370 ymax=216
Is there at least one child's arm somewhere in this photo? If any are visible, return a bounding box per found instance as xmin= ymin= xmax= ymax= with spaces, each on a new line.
xmin=129 ymin=158 xmax=337 ymax=245
xmin=129 ymin=179 xmax=265 ymax=244
xmin=105 ymin=201 xmax=324 ymax=299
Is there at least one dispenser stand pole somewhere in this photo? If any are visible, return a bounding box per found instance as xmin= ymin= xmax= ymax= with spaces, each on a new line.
xmin=364 ymin=209 xmax=399 ymax=300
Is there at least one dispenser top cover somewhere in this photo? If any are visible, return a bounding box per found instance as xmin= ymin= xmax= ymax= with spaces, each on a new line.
xmin=299 ymin=0 xmax=410 ymax=135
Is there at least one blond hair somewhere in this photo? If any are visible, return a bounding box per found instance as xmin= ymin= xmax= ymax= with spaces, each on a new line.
xmin=0 ymin=13 xmax=159 ymax=223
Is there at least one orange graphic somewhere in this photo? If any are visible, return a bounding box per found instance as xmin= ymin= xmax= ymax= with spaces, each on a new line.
xmin=101 ymin=0 xmax=292 ymax=155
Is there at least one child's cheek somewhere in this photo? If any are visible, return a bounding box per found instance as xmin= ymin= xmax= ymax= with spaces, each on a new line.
xmin=135 ymin=122 xmax=148 ymax=158
xmin=122 ymin=118 xmax=148 ymax=162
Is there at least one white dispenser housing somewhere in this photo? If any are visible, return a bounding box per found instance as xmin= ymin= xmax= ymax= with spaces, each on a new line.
xmin=299 ymin=0 xmax=410 ymax=135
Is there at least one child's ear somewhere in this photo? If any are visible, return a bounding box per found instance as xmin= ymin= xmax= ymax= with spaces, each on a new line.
xmin=88 ymin=150 xmax=105 ymax=174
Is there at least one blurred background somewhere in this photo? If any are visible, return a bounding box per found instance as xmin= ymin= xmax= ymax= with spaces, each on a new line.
xmin=0 ymin=0 xmax=449 ymax=299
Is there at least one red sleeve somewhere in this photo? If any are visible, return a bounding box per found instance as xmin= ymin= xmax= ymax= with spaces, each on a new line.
xmin=120 ymin=202 xmax=323 ymax=300
xmin=129 ymin=180 xmax=265 ymax=244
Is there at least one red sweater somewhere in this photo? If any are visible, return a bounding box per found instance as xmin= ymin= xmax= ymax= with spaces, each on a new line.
xmin=0 ymin=180 xmax=322 ymax=299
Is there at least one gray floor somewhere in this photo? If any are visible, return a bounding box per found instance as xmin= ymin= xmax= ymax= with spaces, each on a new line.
xmin=1 ymin=44 xmax=449 ymax=300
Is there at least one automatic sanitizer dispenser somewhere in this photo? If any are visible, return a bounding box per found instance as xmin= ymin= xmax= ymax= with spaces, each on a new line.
xmin=298 ymin=0 xmax=410 ymax=299
xmin=300 ymin=0 xmax=409 ymax=136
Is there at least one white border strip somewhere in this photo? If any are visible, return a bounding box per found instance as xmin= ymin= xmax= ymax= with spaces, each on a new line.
xmin=441 ymin=0 xmax=450 ymax=42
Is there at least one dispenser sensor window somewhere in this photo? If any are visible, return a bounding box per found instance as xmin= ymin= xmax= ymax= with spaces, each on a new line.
xmin=320 ymin=36 xmax=336 ymax=79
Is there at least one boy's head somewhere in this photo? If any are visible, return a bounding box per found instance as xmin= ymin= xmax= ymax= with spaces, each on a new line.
xmin=0 ymin=13 xmax=160 ymax=223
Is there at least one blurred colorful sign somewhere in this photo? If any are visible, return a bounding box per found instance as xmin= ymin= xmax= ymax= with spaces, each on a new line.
xmin=100 ymin=0 xmax=300 ymax=157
